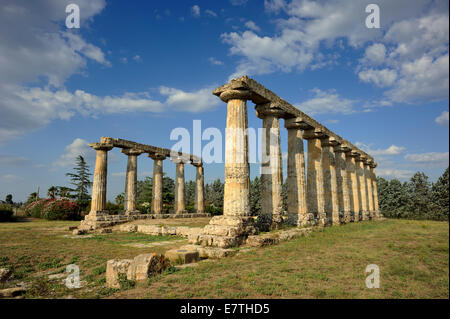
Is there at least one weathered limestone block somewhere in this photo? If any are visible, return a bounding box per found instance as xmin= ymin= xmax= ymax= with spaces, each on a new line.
xmin=165 ymin=249 xmax=199 ymax=264
xmin=179 ymin=245 xmax=234 ymax=259
xmin=137 ymin=225 xmax=162 ymax=235
xmin=106 ymin=259 xmax=133 ymax=289
xmin=246 ymin=235 xmax=280 ymax=247
xmin=0 ymin=268 xmax=11 ymax=282
xmin=128 ymin=253 xmax=168 ymax=282
xmin=119 ymin=224 xmax=137 ymax=233
xmin=0 ymin=287 xmax=26 ymax=298
xmin=161 ymin=226 xmax=177 ymax=236
xmin=175 ymin=226 xmax=191 ymax=236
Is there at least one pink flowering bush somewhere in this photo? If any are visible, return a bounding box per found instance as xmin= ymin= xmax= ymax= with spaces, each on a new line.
xmin=42 ymin=198 xmax=81 ymax=220
xmin=25 ymin=198 xmax=55 ymax=218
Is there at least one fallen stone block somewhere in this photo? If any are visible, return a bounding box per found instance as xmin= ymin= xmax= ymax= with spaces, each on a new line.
xmin=0 ymin=287 xmax=26 ymax=298
xmin=137 ymin=225 xmax=162 ymax=235
xmin=161 ymin=226 xmax=177 ymax=236
xmin=246 ymin=235 xmax=279 ymax=247
xmin=96 ymin=228 xmax=112 ymax=234
xmin=106 ymin=259 xmax=133 ymax=289
xmin=0 ymin=268 xmax=11 ymax=282
xmin=165 ymin=249 xmax=199 ymax=264
xmin=72 ymin=229 xmax=87 ymax=236
xmin=119 ymin=224 xmax=138 ymax=233
xmin=128 ymin=253 xmax=169 ymax=282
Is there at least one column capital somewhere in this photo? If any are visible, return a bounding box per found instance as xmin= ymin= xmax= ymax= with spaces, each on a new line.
xmin=191 ymin=161 xmax=203 ymax=168
xmin=148 ymin=152 xmax=167 ymax=161
xmin=334 ymin=145 xmax=352 ymax=153
xmin=348 ymin=150 xmax=361 ymax=159
xmin=302 ymin=128 xmax=328 ymax=140
xmin=284 ymin=117 xmax=314 ymax=130
xmin=255 ymin=103 xmax=289 ymax=119
xmin=369 ymin=162 xmax=377 ymax=168
xmin=170 ymin=155 xmax=188 ymax=164
xmin=355 ymin=154 xmax=367 ymax=162
xmin=213 ymin=79 xmax=253 ymax=102
xmin=89 ymin=142 xmax=113 ymax=151
xmin=321 ymin=136 xmax=341 ymax=147
xmin=121 ymin=148 xmax=144 ymax=156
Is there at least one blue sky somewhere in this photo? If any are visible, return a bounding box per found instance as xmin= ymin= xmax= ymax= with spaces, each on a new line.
xmin=0 ymin=0 xmax=448 ymax=202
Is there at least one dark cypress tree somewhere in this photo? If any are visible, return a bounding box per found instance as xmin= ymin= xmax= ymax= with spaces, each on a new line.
xmin=430 ymin=167 xmax=449 ymax=221
xmin=66 ymin=155 xmax=92 ymax=208
xmin=249 ymin=176 xmax=261 ymax=216
xmin=406 ymin=172 xmax=431 ymax=219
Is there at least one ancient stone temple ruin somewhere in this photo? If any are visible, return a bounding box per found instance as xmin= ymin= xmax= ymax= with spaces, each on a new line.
xmin=78 ymin=137 xmax=208 ymax=231
xmin=190 ymin=76 xmax=381 ymax=248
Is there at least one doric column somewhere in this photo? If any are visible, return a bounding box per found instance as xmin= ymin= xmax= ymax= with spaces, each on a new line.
xmin=370 ymin=162 xmax=381 ymax=219
xmin=321 ymin=136 xmax=341 ymax=226
xmin=334 ymin=145 xmax=352 ymax=223
xmin=347 ymin=151 xmax=361 ymax=221
xmin=121 ymin=148 xmax=143 ymax=214
xmin=284 ymin=118 xmax=313 ymax=226
xmin=303 ymin=128 xmax=328 ymax=226
xmin=356 ymin=155 xmax=369 ymax=220
xmin=172 ymin=157 xmax=186 ymax=215
xmin=149 ymin=153 xmax=166 ymax=215
xmin=193 ymin=162 xmax=205 ymax=214
xmin=220 ymin=88 xmax=252 ymax=218
xmin=364 ymin=160 xmax=374 ymax=219
xmin=89 ymin=142 xmax=113 ymax=214
xmin=256 ymin=104 xmax=285 ymax=229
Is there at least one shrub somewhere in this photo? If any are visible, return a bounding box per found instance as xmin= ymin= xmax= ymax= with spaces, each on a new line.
xmin=0 ymin=203 xmax=14 ymax=222
xmin=24 ymin=199 xmax=54 ymax=218
xmin=205 ymin=205 xmax=222 ymax=216
xmin=42 ymin=198 xmax=81 ymax=220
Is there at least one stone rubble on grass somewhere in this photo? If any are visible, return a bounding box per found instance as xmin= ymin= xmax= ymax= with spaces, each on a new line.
xmin=0 ymin=287 xmax=26 ymax=298
xmin=106 ymin=253 xmax=168 ymax=289
xmin=165 ymin=248 xmax=199 ymax=264
xmin=246 ymin=227 xmax=313 ymax=247
xmin=0 ymin=268 xmax=11 ymax=282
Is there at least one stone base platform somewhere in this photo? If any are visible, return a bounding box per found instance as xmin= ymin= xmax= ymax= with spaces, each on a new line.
xmin=78 ymin=211 xmax=210 ymax=232
xmin=189 ymin=216 xmax=257 ymax=248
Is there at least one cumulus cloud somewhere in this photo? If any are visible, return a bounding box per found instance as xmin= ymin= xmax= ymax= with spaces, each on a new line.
xmin=405 ymin=152 xmax=449 ymax=164
xmin=159 ymin=86 xmax=221 ymax=112
xmin=435 ymin=111 xmax=449 ymax=126
xmin=205 ymin=9 xmax=217 ymax=17
xmin=222 ymin=0 xmax=448 ymax=104
xmin=376 ymin=168 xmax=414 ymax=179
xmin=53 ymin=138 xmax=96 ymax=167
xmin=244 ymin=21 xmax=261 ymax=32
xmin=208 ymin=57 xmax=224 ymax=65
xmin=191 ymin=5 xmax=200 ymax=18
xmin=297 ymin=88 xmax=356 ymax=115
xmin=0 ymin=155 xmax=31 ymax=167
xmin=230 ymin=0 xmax=248 ymax=5
xmin=356 ymin=143 xmax=406 ymax=156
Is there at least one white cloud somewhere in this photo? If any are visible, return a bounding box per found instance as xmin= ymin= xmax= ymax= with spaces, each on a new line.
xmin=208 ymin=57 xmax=224 ymax=65
xmin=2 ymin=174 xmax=24 ymax=183
xmin=159 ymin=86 xmax=221 ymax=112
xmin=356 ymin=143 xmax=405 ymax=156
xmin=120 ymin=57 xmax=128 ymax=64
xmin=435 ymin=111 xmax=449 ymax=126
xmin=133 ymin=55 xmax=142 ymax=62
xmin=191 ymin=5 xmax=200 ymax=18
xmin=358 ymin=68 xmax=398 ymax=87
xmin=244 ymin=21 xmax=261 ymax=32
xmin=53 ymin=138 xmax=96 ymax=167
xmin=205 ymin=9 xmax=217 ymax=17
xmin=297 ymin=88 xmax=355 ymax=115
xmin=223 ymin=0 xmax=448 ymax=104
xmin=362 ymin=43 xmax=386 ymax=65
xmin=376 ymin=168 xmax=414 ymax=179
xmin=0 ymin=155 xmax=30 ymax=167
xmin=405 ymin=152 xmax=449 ymax=164
xmin=230 ymin=0 xmax=248 ymax=6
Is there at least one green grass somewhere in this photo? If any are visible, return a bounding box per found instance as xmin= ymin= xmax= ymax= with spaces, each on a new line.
xmin=0 ymin=218 xmax=448 ymax=298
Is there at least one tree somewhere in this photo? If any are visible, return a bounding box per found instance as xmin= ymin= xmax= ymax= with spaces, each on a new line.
xmin=115 ymin=193 xmax=125 ymax=206
xmin=206 ymin=179 xmax=224 ymax=208
xmin=136 ymin=176 xmax=152 ymax=204
xmin=26 ymin=192 xmax=38 ymax=205
xmin=406 ymin=172 xmax=431 ymax=219
xmin=5 ymin=194 xmax=13 ymax=205
xmin=47 ymin=186 xmax=58 ymax=199
xmin=185 ymin=180 xmax=196 ymax=207
xmin=56 ymin=186 xmax=73 ymax=198
xmin=66 ymin=155 xmax=92 ymax=208
xmin=249 ymin=176 xmax=261 ymax=216
xmin=430 ymin=167 xmax=449 ymax=221
xmin=162 ymin=174 xmax=175 ymax=204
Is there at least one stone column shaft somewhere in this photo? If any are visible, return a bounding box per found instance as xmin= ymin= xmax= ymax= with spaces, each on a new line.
xmin=285 ymin=120 xmax=311 ymax=226
xmin=370 ymin=165 xmax=380 ymax=218
xmin=305 ymin=132 xmax=327 ymax=226
xmin=89 ymin=143 xmax=113 ymax=214
xmin=365 ymin=163 xmax=374 ymax=219
xmin=150 ymin=153 xmax=165 ymax=214
xmin=356 ymin=158 xmax=369 ymax=220
xmin=122 ymin=149 xmax=143 ymax=214
xmin=258 ymin=109 xmax=284 ymax=228
xmin=174 ymin=161 xmax=186 ymax=214
xmin=223 ymin=96 xmax=251 ymax=217
xmin=335 ymin=148 xmax=352 ymax=223
xmin=195 ymin=164 xmax=205 ymax=214
xmin=347 ymin=154 xmax=360 ymax=221
xmin=321 ymin=138 xmax=340 ymax=226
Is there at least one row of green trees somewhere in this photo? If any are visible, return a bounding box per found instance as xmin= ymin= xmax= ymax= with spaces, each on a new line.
xmin=377 ymin=167 xmax=449 ymax=221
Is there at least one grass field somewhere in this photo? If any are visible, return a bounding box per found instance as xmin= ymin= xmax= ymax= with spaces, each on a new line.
xmin=0 ymin=218 xmax=448 ymax=299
